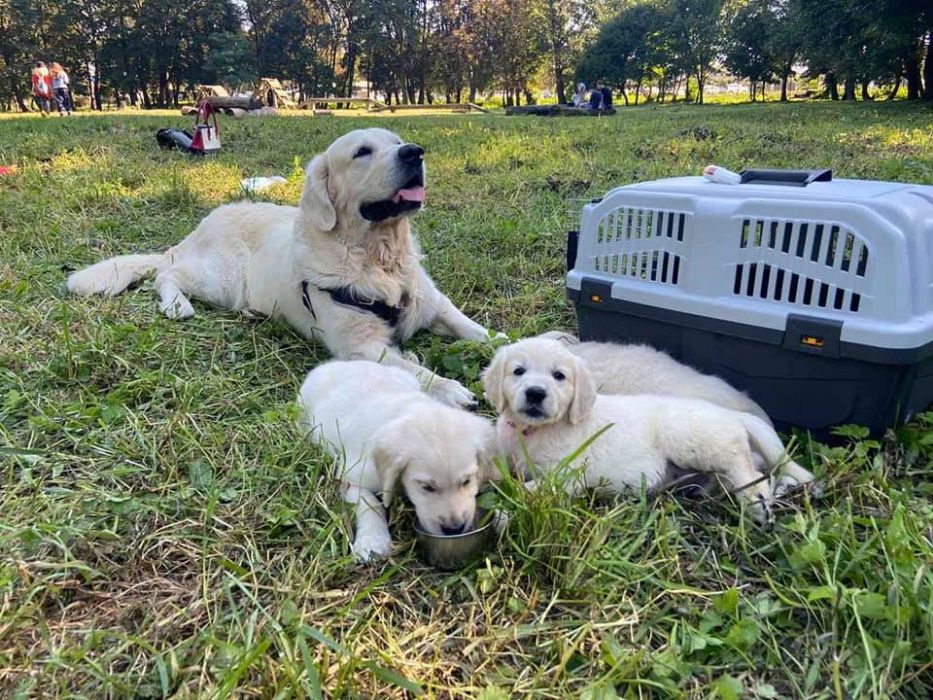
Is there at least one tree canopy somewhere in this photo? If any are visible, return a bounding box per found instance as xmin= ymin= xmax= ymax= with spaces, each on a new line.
xmin=0 ymin=0 xmax=930 ymax=110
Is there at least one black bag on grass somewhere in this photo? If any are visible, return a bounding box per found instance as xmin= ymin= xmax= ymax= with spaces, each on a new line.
xmin=156 ymin=128 xmax=194 ymax=152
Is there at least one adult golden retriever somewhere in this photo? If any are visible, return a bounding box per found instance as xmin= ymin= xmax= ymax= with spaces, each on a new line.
xmin=67 ymin=128 xmax=496 ymax=406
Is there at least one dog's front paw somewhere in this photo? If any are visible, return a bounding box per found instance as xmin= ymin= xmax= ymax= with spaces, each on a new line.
xmin=160 ymin=297 xmax=195 ymax=320
xmin=430 ymin=379 xmax=478 ymax=410
xmin=352 ymin=531 xmax=394 ymax=563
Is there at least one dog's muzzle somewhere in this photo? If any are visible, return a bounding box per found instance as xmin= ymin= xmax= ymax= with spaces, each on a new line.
xmin=359 ymin=144 xmax=426 ymax=222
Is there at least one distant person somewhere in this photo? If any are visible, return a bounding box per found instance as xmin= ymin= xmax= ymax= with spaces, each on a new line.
xmin=589 ymin=80 xmax=606 ymax=110
xmin=572 ymin=82 xmax=587 ymax=107
xmin=31 ymin=61 xmax=53 ymax=116
xmin=50 ymin=62 xmax=73 ymax=115
xmin=600 ymin=82 xmax=613 ymax=110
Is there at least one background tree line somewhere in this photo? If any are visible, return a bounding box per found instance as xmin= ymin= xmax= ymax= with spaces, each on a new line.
xmin=0 ymin=0 xmax=929 ymax=110
xmin=580 ymin=0 xmax=933 ymax=105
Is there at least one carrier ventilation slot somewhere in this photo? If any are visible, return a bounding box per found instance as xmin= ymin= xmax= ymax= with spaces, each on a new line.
xmin=732 ymin=263 xmax=861 ymax=312
xmin=594 ymin=208 xmax=688 ymax=243
xmin=591 ymin=208 xmax=688 ymax=285
xmin=738 ymin=218 xmax=869 ymax=278
xmin=594 ymin=251 xmax=682 ymax=284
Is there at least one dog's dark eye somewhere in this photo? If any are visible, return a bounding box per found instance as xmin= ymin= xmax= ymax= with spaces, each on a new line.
xmin=461 ymin=476 xmax=472 ymax=487
xmin=552 ymin=370 xmax=566 ymax=381
xmin=353 ymin=146 xmax=372 ymax=159
xmin=513 ymin=367 xmax=526 ymax=376
xmin=422 ymin=483 xmax=437 ymax=493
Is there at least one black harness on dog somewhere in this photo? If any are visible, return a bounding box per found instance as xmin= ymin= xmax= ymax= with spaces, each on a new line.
xmin=301 ymin=280 xmax=404 ymax=329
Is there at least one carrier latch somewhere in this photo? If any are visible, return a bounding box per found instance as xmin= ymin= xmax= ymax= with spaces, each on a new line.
xmin=782 ymin=314 xmax=842 ymax=358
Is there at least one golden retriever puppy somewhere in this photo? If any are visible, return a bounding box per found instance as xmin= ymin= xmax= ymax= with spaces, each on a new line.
xmin=537 ymin=331 xmax=769 ymax=422
xmin=483 ymin=338 xmax=816 ymax=524
xmin=298 ymin=360 xmax=496 ymax=562
xmin=68 ymin=128 xmax=496 ymax=407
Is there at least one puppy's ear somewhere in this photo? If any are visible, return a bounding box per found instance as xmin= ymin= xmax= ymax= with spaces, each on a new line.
xmin=481 ymin=350 xmax=508 ymax=412
xmin=300 ymin=155 xmax=336 ymax=231
xmin=371 ymin=426 xmax=407 ymax=508
xmin=568 ymin=356 xmax=597 ymax=425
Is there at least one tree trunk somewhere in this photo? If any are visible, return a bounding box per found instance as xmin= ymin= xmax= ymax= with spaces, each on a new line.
xmin=861 ymin=81 xmax=872 ymax=100
xmin=696 ymin=74 xmax=705 ymax=105
xmin=886 ymin=76 xmax=901 ymax=100
xmin=826 ymin=73 xmax=839 ymax=100
xmin=904 ymin=50 xmax=921 ymax=99
xmin=469 ymin=84 xmax=476 ymax=103
xmin=620 ymin=85 xmax=629 ymax=106
xmin=924 ymin=32 xmax=933 ymax=100
xmin=780 ymin=71 xmax=789 ymax=102
xmin=634 ymin=79 xmax=641 ymax=105
xmin=11 ymin=78 xmax=27 ymax=112
xmin=842 ymin=76 xmax=856 ymax=100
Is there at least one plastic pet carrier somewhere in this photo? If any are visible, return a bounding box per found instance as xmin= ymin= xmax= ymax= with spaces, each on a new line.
xmin=565 ymin=168 xmax=933 ymax=435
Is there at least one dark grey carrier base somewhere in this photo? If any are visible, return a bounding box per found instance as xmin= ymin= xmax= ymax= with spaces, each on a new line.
xmin=568 ymin=276 xmax=933 ymax=438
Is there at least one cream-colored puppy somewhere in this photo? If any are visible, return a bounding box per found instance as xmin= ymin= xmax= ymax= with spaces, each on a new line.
xmin=484 ymin=338 xmax=816 ymax=524
xmin=537 ymin=331 xmax=769 ymax=422
xmin=68 ymin=128 xmax=494 ymax=408
xmin=298 ymin=360 xmax=496 ymax=562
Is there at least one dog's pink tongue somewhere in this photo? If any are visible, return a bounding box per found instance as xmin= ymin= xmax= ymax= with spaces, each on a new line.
xmin=392 ymin=185 xmax=425 ymax=203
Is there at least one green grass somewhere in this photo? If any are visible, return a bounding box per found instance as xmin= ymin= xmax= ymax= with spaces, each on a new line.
xmin=1 ymin=102 xmax=932 ymax=699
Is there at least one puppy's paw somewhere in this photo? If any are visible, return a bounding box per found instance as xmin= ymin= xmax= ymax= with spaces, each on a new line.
xmin=773 ymin=474 xmax=824 ymax=499
xmin=352 ymin=531 xmax=394 ymax=563
xmin=160 ymin=297 xmax=195 ymax=320
xmin=748 ymin=493 xmax=775 ymax=528
xmin=491 ymin=509 xmax=510 ymax=534
xmin=772 ymin=463 xmax=822 ymax=499
xmin=430 ymin=379 xmax=477 ymax=410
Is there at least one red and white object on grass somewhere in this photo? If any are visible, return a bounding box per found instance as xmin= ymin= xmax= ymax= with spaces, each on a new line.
xmin=190 ymin=101 xmax=221 ymax=155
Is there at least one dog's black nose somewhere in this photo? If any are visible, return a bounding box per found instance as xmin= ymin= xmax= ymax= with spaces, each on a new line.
xmin=525 ymin=386 xmax=547 ymax=404
xmin=441 ymin=522 xmax=466 ymax=536
xmin=398 ymin=144 xmax=424 ymax=163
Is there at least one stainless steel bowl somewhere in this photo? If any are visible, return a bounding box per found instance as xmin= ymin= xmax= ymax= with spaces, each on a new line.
xmin=414 ymin=510 xmax=494 ymax=570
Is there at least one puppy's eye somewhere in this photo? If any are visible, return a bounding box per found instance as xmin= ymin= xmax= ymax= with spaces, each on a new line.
xmin=552 ymin=370 xmax=566 ymax=381
xmin=461 ymin=476 xmax=472 ymax=487
xmin=422 ymin=483 xmax=437 ymax=493
xmin=353 ymin=146 xmax=372 ymax=159
xmin=513 ymin=367 xmax=526 ymax=376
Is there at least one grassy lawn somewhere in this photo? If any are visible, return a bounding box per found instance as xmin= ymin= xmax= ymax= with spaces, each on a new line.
xmin=1 ymin=102 xmax=932 ymax=699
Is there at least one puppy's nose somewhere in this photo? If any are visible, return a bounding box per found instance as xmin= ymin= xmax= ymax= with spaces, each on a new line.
xmin=525 ymin=386 xmax=547 ymax=404
xmin=441 ymin=522 xmax=466 ymax=536
xmin=398 ymin=144 xmax=424 ymax=163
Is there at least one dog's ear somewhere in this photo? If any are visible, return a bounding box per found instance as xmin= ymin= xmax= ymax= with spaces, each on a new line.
xmin=568 ymin=356 xmax=597 ymax=425
xmin=300 ymin=155 xmax=336 ymax=231
xmin=481 ymin=350 xmax=508 ymax=412
xmin=371 ymin=426 xmax=407 ymax=508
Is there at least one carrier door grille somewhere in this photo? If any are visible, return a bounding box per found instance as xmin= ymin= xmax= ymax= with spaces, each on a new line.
xmin=734 ymin=218 xmax=869 ymax=313
xmin=591 ymin=207 xmax=689 ymax=285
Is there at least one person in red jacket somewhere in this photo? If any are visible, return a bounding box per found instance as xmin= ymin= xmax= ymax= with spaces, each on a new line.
xmin=31 ymin=61 xmax=53 ymax=116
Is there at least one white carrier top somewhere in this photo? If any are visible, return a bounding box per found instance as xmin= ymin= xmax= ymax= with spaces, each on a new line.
xmin=567 ymin=172 xmax=933 ymax=350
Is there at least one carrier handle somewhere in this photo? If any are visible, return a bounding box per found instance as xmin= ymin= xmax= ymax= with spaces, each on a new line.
xmin=739 ymin=168 xmax=832 ymax=187
xmin=196 ymin=101 xmax=219 ymax=133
